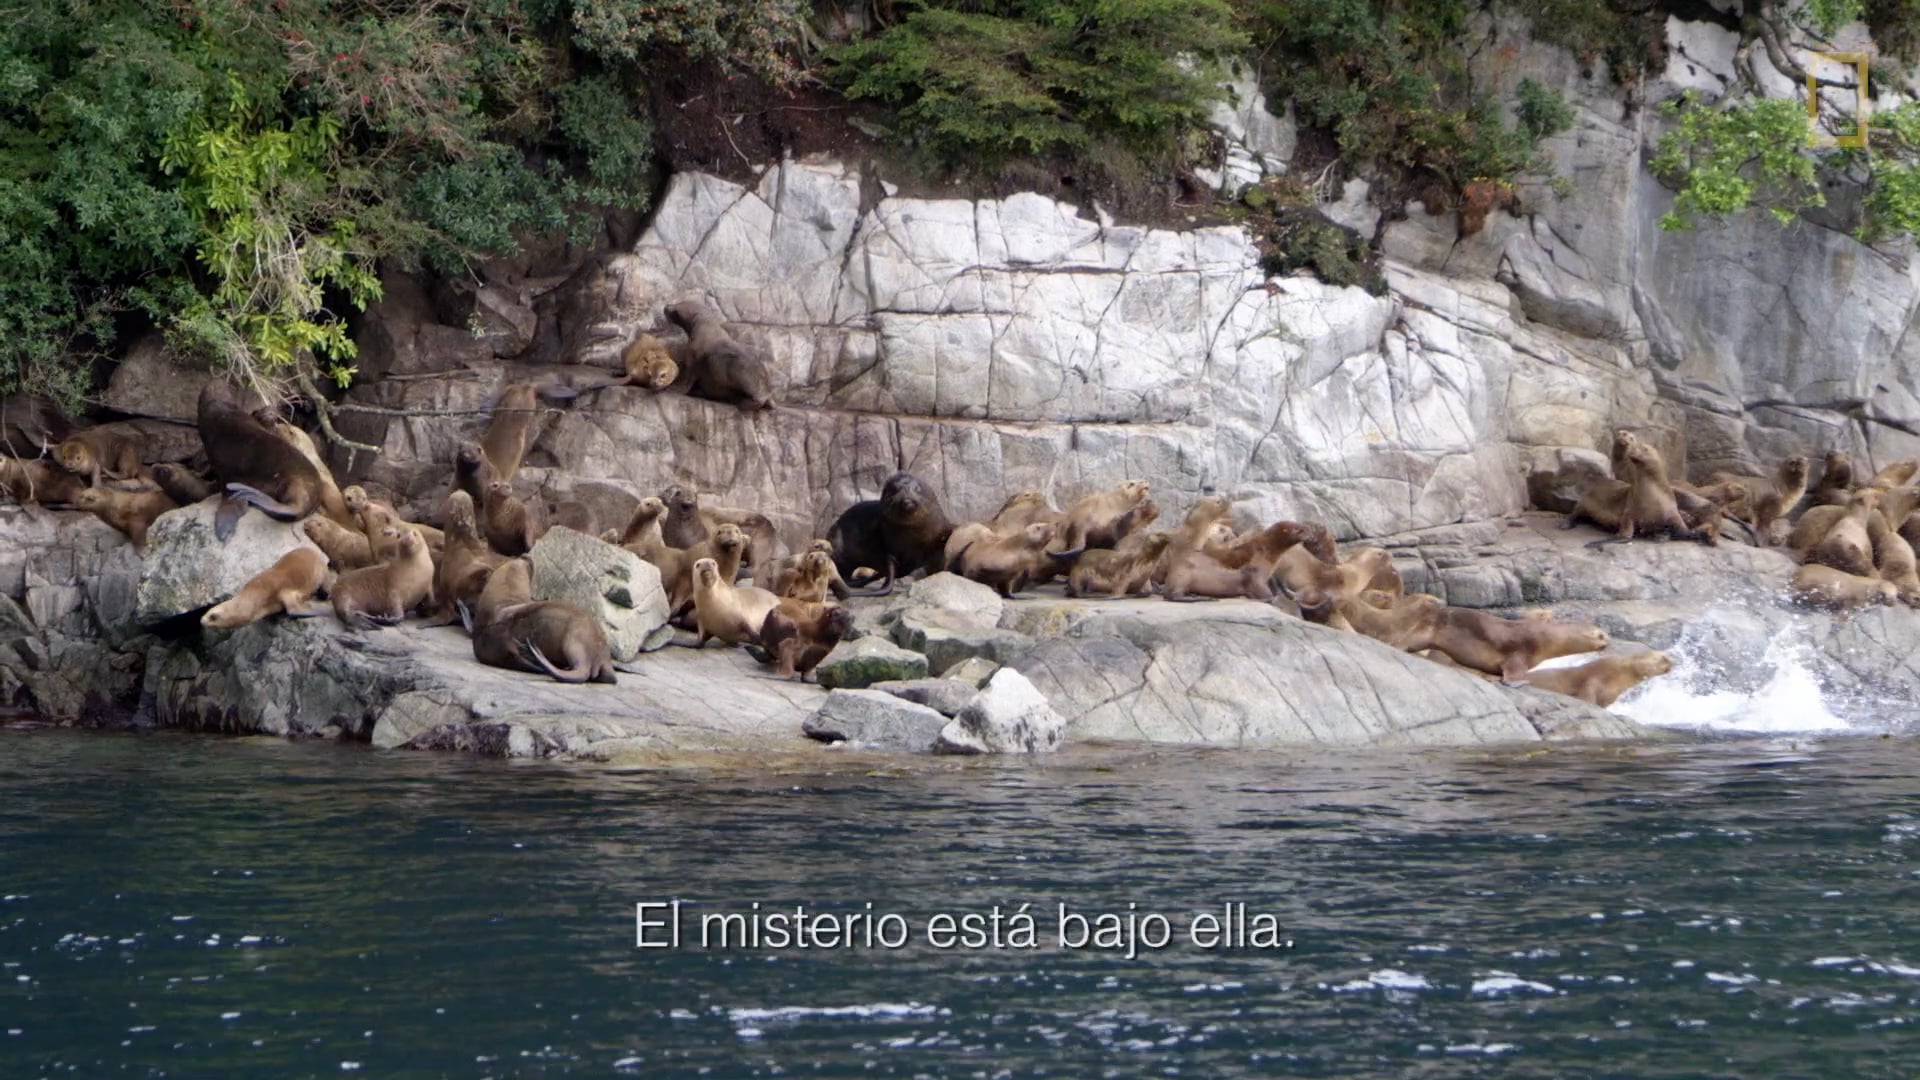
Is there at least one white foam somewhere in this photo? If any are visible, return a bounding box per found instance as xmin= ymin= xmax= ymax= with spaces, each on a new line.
xmin=1609 ymin=617 xmax=1854 ymax=733
xmin=1471 ymin=972 xmax=1556 ymax=996
xmin=727 ymin=1002 xmax=943 ymax=1024
xmin=1330 ymin=969 xmax=1433 ymax=993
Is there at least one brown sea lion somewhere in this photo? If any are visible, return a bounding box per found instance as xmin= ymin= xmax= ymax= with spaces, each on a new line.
xmin=56 ymin=429 xmax=144 ymax=488
xmin=151 ymin=463 xmax=216 ymax=506
xmin=300 ymin=515 xmax=375 ymax=570
xmin=1160 ymin=550 xmax=1275 ymax=601
xmin=469 ymin=551 xmax=533 ymax=628
xmin=198 ymin=382 xmax=325 ymax=541
xmin=482 ymin=480 xmax=544 ymax=558
xmin=330 ymin=527 xmax=434 ymax=628
xmin=1528 ymin=650 xmax=1673 ymax=707
xmin=1167 ymin=521 xmax=1319 ymax=602
xmin=201 ymin=548 xmax=331 ymax=629
xmin=1608 ymin=428 xmax=1638 ymax=478
xmin=1067 ymin=532 xmax=1174 ymax=598
xmin=428 ymin=490 xmax=505 ymax=627
xmin=73 ymin=486 xmax=176 ymax=549
xmin=1427 ymin=608 xmax=1610 ymax=685
xmin=758 ymin=600 xmax=856 ymax=681
xmin=0 ymin=457 xmax=86 ymax=505
xmin=615 ymin=496 xmax=669 ymax=554
xmin=474 ymin=600 xmax=619 ymax=684
xmin=1273 ymin=545 xmax=1392 ymax=611
xmin=481 ymin=383 xmax=539 ymax=482
xmin=1710 ymin=454 xmax=1809 ymax=544
xmin=451 ymin=443 xmax=496 ymax=509
xmin=690 ymin=557 xmax=780 ymax=646
xmin=1060 ymin=480 xmax=1150 ymax=551
xmin=616 ymin=332 xmax=679 ymax=390
xmin=773 ymin=549 xmax=842 ymax=604
xmin=989 ymin=490 xmax=1064 ymax=531
xmin=1811 ymin=449 xmax=1854 ymax=507
xmin=952 ymin=522 xmax=1079 ymax=597
xmin=1304 ymin=589 xmax=1443 ymax=652
xmin=1808 ymin=488 xmax=1880 ymax=577
xmin=1790 ymin=563 xmax=1899 ymax=609
xmin=661 ymin=523 xmax=750 ymax=616
xmin=254 ymin=410 xmax=354 ymax=526
xmin=1586 ymin=441 xmax=1714 ymax=546
xmin=1787 ymin=503 xmax=1848 ymax=553
xmin=825 ymin=471 xmax=954 ymax=595
xmin=1871 ymin=511 xmax=1920 ymax=601
xmin=664 ymin=299 xmax=774 ymax=410
xmin=1868 ymin=459 xmax=1918 ymax=490
xmin=1149 ymin=496 xmax=1234 ymax=586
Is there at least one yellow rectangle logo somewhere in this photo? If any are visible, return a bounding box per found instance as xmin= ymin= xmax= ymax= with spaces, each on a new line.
xmin=1808 ymin=51 xmax=1870 ymax=149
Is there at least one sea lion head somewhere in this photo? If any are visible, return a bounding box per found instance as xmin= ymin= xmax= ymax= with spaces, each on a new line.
xmin=54 ymin=439 xmax=91 ymax=473
xmin=881 ymin=472 xmax=926 ymax=515
xmin=1782 ymin=454 xmax=1809 ymax=485
xmin=802 ymin=550 xmax=832 ymax=576
xmin=629 ymin=495 xmax=665 ymax=523
xmin=713 ymin=522 xmax=746 ymax=555
xmin=663 ymin=299 xmax=705 ymax=332
xmin=201 ymin=601 xmax=242 ymax=629
xmin=663 ymin=484 xmax=698 ymax=518
xmin=1352 ymin=547 xmax=1392 ymax=574
xmin=1566 ymin=624 xmax=1610 ymax=651
xmin=486 ymin=480 xmax=515 ymax=504
xmin=1611 ymin=429 xmax=1637 ymax=455
xmin=1634 ymin=650 xmax=1674 ymax=677
xmin=823 ymin=606 xmax=855 ymax=637
xmin=455 ymin=443 xmax=485 ymax=472
xmin=1129 ymin=499 xmax=1162 ymax=529
xmin=446 ymin=491 xmax=477 ymax=533
xmin=1186 ymin=495 xmax=1229 ymax=525
xmin=693 ymin=557 xmax=720 ymax=588
xmin=1025 ymin=522 xmax=1056 ymax=547
xmin=1121 ymin=479 xmax=1150 ymax=503
xmin=807 ymin=537 xmax=835 ymax=556
xmin=1203 ymin=521 xmax=1236 ymax=546
xmin=342 ymin=485 xmax=369 ymax=513
xmin=73 ymin=488 xmax=105 ymax=510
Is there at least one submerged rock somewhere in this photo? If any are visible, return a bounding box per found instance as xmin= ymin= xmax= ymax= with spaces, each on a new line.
xmin=527 ymin=526 xmax=671 ymax=660
xmin=936 ymin=668 xmax=1067 ymax=755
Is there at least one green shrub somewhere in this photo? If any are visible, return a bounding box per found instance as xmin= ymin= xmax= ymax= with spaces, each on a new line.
xmin=1650 ymin=94 xmax=1824 ymax=230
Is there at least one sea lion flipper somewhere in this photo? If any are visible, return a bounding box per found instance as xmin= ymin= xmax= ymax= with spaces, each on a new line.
xmin=213 ymin=494 xmax=249 ymax=541
xmin=520 ymin=639 xmax=589 ymax=684
xmin=225 ymin=482 xmax=304 ymax=521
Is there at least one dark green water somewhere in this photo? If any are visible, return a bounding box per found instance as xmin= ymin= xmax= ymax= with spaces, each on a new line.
xmin=3 ymin=728 xmax=1919 ymax=1078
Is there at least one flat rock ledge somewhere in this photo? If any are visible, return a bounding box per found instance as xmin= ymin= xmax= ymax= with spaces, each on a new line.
xmin=22 ymin=505 xmax=1920 ymax=760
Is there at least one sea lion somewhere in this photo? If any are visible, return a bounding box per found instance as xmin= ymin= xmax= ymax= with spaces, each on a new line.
xmin=1790 ymin=563 xmax=1899 ymax=609
xmin=1869 ymin=459 xmax=1918 ymax=490
xmin=330 ymin=527 xmax=434 ymax=628
xmin=1871 ymin=511 xmax=1920 ymax=601
xmin=1305 ymin=589 xmax=1443 ymax=652
xmin=481 ymin=383 xmax=539 ymax=482
xmin=989 ymin=491 xmax=1064 ymax=531
xmin=616 ymin=332 xmax=679 ymax=390
xmin=758 ymin=600 xmax=856 ymax=681
xmin=1811 ymin=449 xmax=1854 ymax=506
xmin=1608 ymin=428 xmax=1638 ymax=478
xmin=1427 ymin=608 xmax=1610 ymax=685
xmin=660 ymin=523 xmax=750 ymax=615
xmin=764 ymin=539 xmax=851 ymax=601
xmin=1528 ymin=650 xmax=1674 ymax=707
xmin=773 ymin=549 xmax=841 ymax=604
xmin=825 ymin=471 xmax=954 ymax=595
xmin=690 ymin=557 xmax=780 ymax=646
xmin=253 ymin=409 xmax=354 ymax=526
xmin=73 ymin=486 xmax=176 ymax=549
xmin=1787 ymin=503 xmax=1848 ymax=553
xmin=952 ymin=522 xmax=1080 ymax=597
xmin=1808 ymin=488 xmax=1880 ymax=577
xmin=451 ymin=443 xmax=496 ymax=509
xmin=201 ymin=548 xmax=331 ymax=629
xmin=341 ymin=486 xmax=444 ymax=562
xmin=1166 ymin=521 xmax=1319 ymax=602
xmin=664 ymin=299 xmax=774 ymax=410
xmin=661 ymin=484 xmax=709 ymax=549
xmin=300 ymin=514 xmax=375 ymax=570
xmin=1067 ymin=532 xmax=1174 ymax=598
xmin=1273 ymin=545 xmax=1392 ymax=610
xmin=1218 ymin=519 xmax=1333 ymax=572
xmin=465 ymin=560 xmax=615 ymax=683
xmin=198 ymin=382 xmax=325 ymax=541
xmin=1059 ymin=480 xmax=1150 ymax=551
xmin=56 ymin=429 xmax=144 ymax=488
xmin=0 ymin=456 xmax=86 ymax=505
xmin=1710 ymin=454 xmax=1808 ymax=544
xmin=482 ymin=479 xmax=544 ymax=557
xmin=428 ymin=490 xmax=505 ymax=626
xmin=1149 ymin=495 xmax=1234 ymax=586
xmin=1588 ymin=441 xmax=1714 ymax=546
xmin=151 ymin=463 xmax=216 ymax=506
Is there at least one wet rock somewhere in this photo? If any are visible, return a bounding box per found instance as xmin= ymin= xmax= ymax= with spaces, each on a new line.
xmin=528 ymin=526 xmax=671 ymax=660
xmin=803 ymin=689 xmax=949 ymax=752
xmin=813 ymin=635 xmax=929 ymax=689
xmin=133 ymin=501 xmax=321 ymax=625
xmin=935 ymin=668 xmax=1067 ymax=754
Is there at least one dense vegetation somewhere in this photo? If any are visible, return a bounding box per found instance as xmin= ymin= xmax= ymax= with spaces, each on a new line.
xmin=7 ymin=0 xmax=1920 ymax=413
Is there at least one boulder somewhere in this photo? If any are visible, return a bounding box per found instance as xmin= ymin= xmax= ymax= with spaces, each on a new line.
xmin=133 ymin=501 xmax=321 ymax=625
xmin=869 ymin=677 xmax=978 ymax=717
xmin=941 ymin=656 xmax=1001 ymax=687
xmin=935 ymin=668 xmax=1067 ymax=754
xmin=803 ymin=689 xmax=950 ymax=752
xmin=890 ymin=608 xmax=1034 ymax=676
xmin=102 ymin=334 xmax=209 ymax=424
xmin=885 ymin=572 xmax=1004 ymax=628
xmin=1525 ymin=447 xmax=1613 ymax=513
xmin=433 ymin=278 xmax=538 ymax=359
xmin=527 ymin=526 xmax=671 ymax=661
xmin=813 ymin=635 xmax=929 ymax=689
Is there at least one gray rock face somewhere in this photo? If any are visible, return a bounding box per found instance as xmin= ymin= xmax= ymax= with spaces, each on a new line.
xmin=0 ymin=508 xmax=149 ymax=721
xmin=134 ymin=501 xmax=321 ymax=625
xmin=527 ymin=526 xmax=670 ymax=660
xmin=803 ymin=689 xmax=950 ymax=752
xmin=941 ymin=657 xmax=1001 ymax=687
xmin=935 ymin=669 xmax=1067 ymax=755
xmin=889 ymin=609 xmax=1033 ymax=676
xmin=101 ymin=334 xmax=209 ymax=424
xmin=868 ymin=677 xmax=978 ymax=717
xmin=813 ymin=635 xmax=930 ymax=690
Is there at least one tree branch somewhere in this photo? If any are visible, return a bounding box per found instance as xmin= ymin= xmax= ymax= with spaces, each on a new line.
xmin=295 ymin=370 xmax=381 ymax=466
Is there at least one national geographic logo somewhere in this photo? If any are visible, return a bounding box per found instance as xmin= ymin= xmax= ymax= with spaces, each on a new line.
xmin=1808 ymin=51 xmax=1870 ymax=149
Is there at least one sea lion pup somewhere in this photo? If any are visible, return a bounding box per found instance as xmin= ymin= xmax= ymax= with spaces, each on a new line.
xmin=615 ymin=331 xmax=679 ymax=390
xmin=341 ymin=485 xmax=445 ymax=562
xmin=56 ymin=429 xmax=144 ymax=488
xmin=1790 ymin=563 xmax=1899 ymax=609
xmin=151 ymin=463 xmax=216 ymax=506
xmin=616 ymin=496 xmax=670 ymax=556
xmin=451 ymin=443 xmax=496 ymax=509
xmin=481 ymin=383 xmax=539 ymax=482
xmin=762 ymin=539 xmax=850 ymax=600
xmin=1067 ymin=532 xmax=1174 ymax=598
xmin=663 ymin=299 xmax=774 ymax=410
xmin=660 ymin=483 xmax=708 ymax=549
xmin=72 ymin=486 xmax=177 ymax=550
xmin=772 ymin=549 xmax=843 ymax=604
xmin=1528 ymin=649 xmax=1674 ymax=707
xmin=1710 ymin=454 xmax=1809 ymax=543
xmin=1059 ymin=480 xmax=1151 ymax=550
xmin=0 ymin=456 xmax=86 ymax=505
xmin=330 ymin=526 xmax=434 ymax=629
xmin=990 ymin=490 xmax=1064 ymax=531
xmin=201 ymin=548 xmax=331 ymax=629
xmin=427 ymin=490 xmax=505 ymax=627
xmin=1868 ymin=459 xmax=1919 ymax=490
xmin=300 ymin=515 xmax=375 ymax=570
xmin=1808 ymin=488 xmax=1880 ymax=577
xmin=1810 ymin=449 xmax=1854 ymax=506
xmin=825 ymin=471 xmax=954 ymax=596
xmin=198 ymin=382 xmax=325 ymax=541
xmin=662 ymin=523 xmax=750 ymax=616
xmin=1427 ymin=608 xmax=1609 ymax=686
xmin=758 ymin=600 xmax=855 ymax=681
xmin=952 ymin=522 xmax=1080 ymax=597
xmin=467 ymin=559 xmax=617 ymax=684
xmin=482 ymin=479 xmax=544 ymax=557
xmin=690 ymin=557 xmax=780 ymax=646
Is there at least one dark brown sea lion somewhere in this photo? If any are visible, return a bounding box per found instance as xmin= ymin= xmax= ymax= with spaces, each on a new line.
xmin=466 ymin=560 xmax=616 ymax=684
xmin=198 ymin=382 xmax=325 ymax=541
xmin=428 ymin=490 xmax=505 ymax=627
xmin=451 ymin=443 xmax=496 ymax=510
xmin=664 ymin=299 xmax=774 ymax=410
xmin=758 ymin=600 xmax=855 ymax=681
xmin=825 ymin=471 xmax=954 ymax=596
xmin=482 ymin=479 xmax=544 ymax=558
xmin=151 ymin=463 xmax=216 ymax=506
xmin=201 ymin=548 xmax=331 ymax=629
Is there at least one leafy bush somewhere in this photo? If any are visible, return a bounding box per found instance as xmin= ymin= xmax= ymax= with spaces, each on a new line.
xmin=1650 ymin=94 xmax=1824 ymax=230
xmin=830 ymin=0 xmax=1248 ymax=166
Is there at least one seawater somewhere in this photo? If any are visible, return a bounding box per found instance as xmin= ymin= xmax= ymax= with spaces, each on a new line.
xmin=3 ymin=721 xmax=1919 ymax=1077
